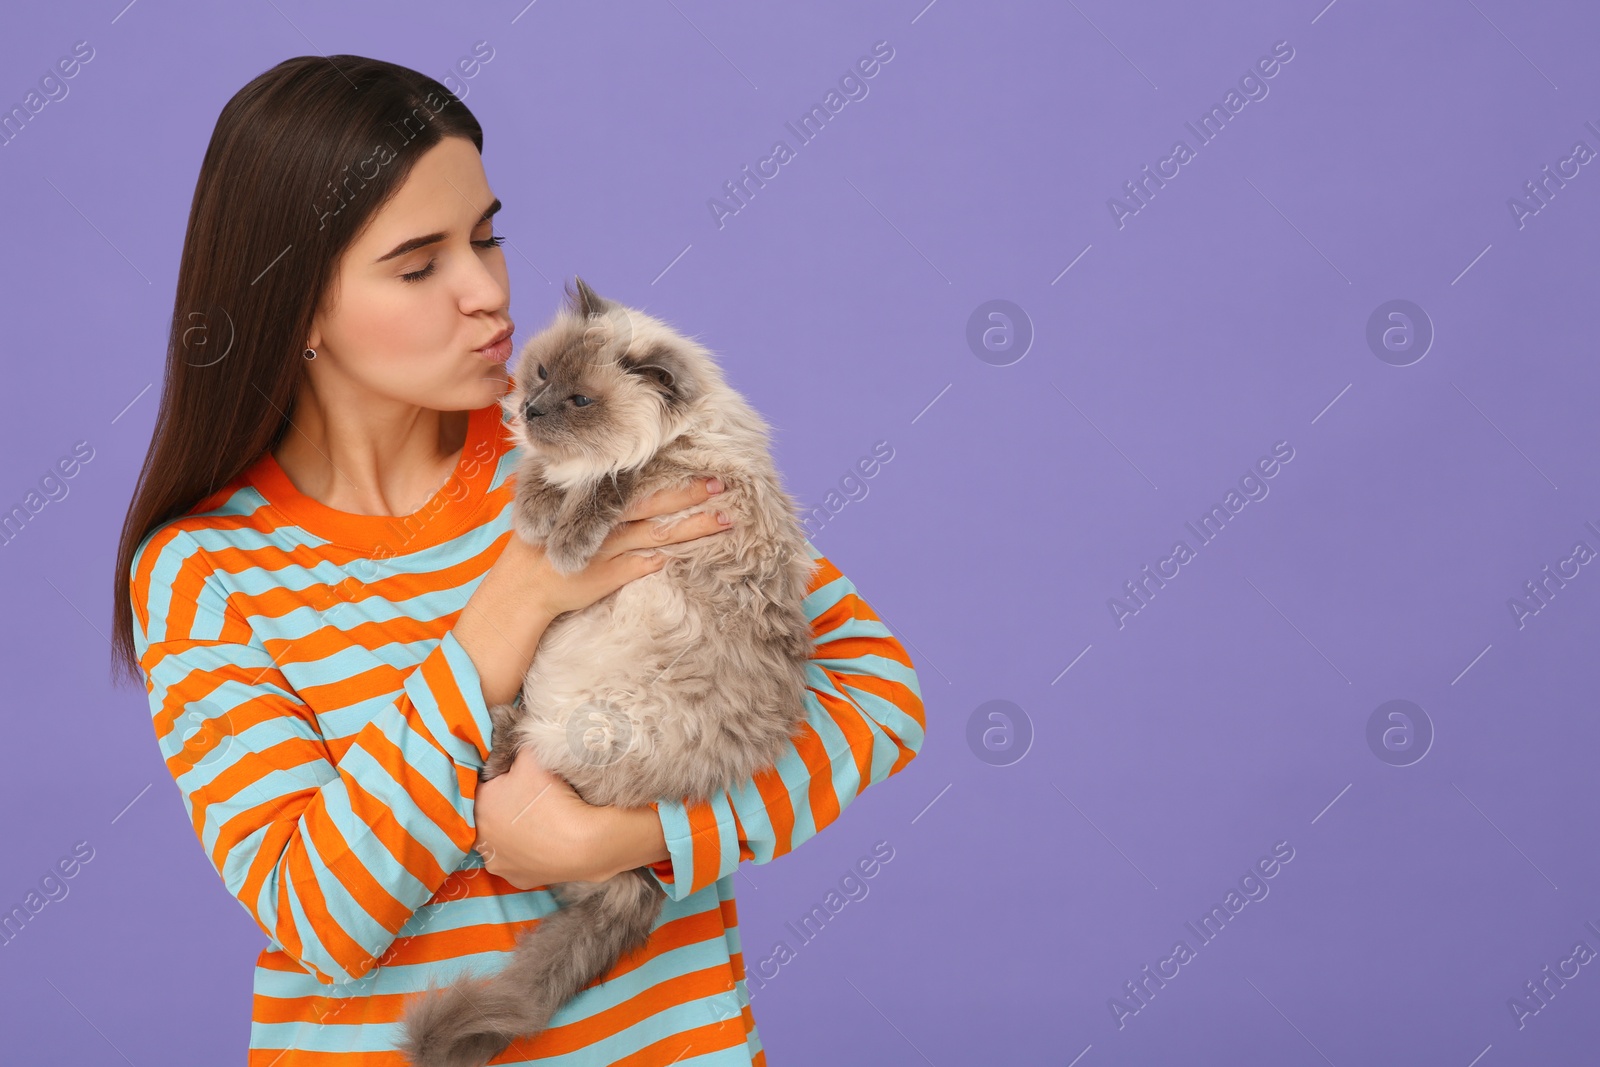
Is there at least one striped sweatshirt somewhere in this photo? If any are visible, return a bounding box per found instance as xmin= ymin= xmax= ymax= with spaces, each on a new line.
xmin=128 ymin=401 xmax=925 ymax=1065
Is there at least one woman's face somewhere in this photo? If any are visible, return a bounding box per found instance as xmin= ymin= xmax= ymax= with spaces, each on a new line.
xmin=305 ymin=135 xmax=513 ymax=413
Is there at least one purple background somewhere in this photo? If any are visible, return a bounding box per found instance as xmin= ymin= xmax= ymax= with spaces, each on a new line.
xmin=2 ymin=0 xmax=1597 ymax=1063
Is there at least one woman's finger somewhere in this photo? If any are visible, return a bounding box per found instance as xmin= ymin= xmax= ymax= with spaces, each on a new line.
xmin=618 ymin=477 xmax=719 ymax=523
xmin=603 ymin=509 xmax=730 ymax=558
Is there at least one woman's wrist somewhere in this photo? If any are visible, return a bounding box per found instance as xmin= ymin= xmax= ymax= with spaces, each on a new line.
xmin=453 ymin=570 xmax=558 ymax=708
xmin=584 ymin=803 xmax=671 ymax=882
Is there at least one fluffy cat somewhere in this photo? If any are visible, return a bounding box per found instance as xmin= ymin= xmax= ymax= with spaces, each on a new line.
xmin=397 ymin=278 xmax=817 ymax=1067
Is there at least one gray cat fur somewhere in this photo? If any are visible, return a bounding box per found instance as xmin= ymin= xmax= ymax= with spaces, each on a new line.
xmin=396 ymin=278 xmax=816 ymax=1066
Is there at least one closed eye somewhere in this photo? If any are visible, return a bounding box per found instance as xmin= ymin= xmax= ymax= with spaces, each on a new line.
xmin=400 ymin=234 xmax=504 ymax=283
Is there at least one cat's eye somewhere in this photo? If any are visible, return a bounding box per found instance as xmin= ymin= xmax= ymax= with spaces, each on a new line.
xmin=570 ymin=395 xmax=593 ymax=407
xmin=537 ymin=363 xmax=547 ymax=380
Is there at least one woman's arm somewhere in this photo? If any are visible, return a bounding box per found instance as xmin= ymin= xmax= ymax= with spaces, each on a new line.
xmin=132 ymin=528 xmax=509 ymax=987
xmin=588 ymin=801 xmax=671 ymax=882
xmin=589 ymin=545 xmax=925 ymax=891
xmin=132 ymin=486 xmax=737 ymax=981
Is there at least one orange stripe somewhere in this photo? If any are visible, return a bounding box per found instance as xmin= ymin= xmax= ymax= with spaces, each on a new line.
xmin=427 ymin=640 xmax=491 ymax=757
xmin=162 ymin=552 xmax=210 ymax=642
xmin=303 ymin=804 xmax=413 ymax=943
xmin=684 ymin=800 xmax=723 ymax=895
xmin=808 ymin=554 xmax=843 ymax=595
xmin=129 ymin=521 xmax=191 ymax=637
xmin=273 ymin=845 xmax=312 ymax=978
xmin=253 ymin=906 xmax=732 ymax=1026
xmin=811 ymin=683 xmax=877 ymax=805
xmin=729 ymin=806 xmax=754 ymax=866
xmin=814 ymin=630 xmax=915 ymax=673
xmin=285 ymin=832 xmax=372 ymax=979
xmin=502 ymin=964 xmax=737 ymax=1058
xmin=356 ymin=727 xmax=474 ymax=852
xmin=198 ymin=737 xmax=327 ymax=851
xmin=237 ymin=816 xmax=298 ymax=931
xmin=249 ymin=1049 xmax=403 ymax=1065
xmin=261 ymin=615 xmax=444 ymax=669
xmin=790 ymin=719 xmax=839 ymax=849
xmin=604 ymin=1018 xmax=749 ymax=1066
xmin=750 ymin=757 xmax=796 ymax=859
xmin=343 ymin=773 xmax=450 ymax=892
xmin=825 ymin=670 xmax=925 ymax=773
xmin=158 ymin=686 xmax=321 ymax=781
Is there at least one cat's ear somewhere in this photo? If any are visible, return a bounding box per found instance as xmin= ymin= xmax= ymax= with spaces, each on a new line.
xmin=565 ymin=276 xmax=612 ymax=318
xmin=627 ymin=344 xmax=700 ymax=408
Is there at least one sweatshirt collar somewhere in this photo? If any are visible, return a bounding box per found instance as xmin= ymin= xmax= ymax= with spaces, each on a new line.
xmin=242 ymin=403 xmax=507 ymax=553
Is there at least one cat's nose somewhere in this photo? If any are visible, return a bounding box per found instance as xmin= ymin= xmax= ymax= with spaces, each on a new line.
xmin=522 ymin=401 xmax=546 ymax=419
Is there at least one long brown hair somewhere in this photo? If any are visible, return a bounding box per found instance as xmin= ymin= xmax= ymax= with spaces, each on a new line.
xmin=110 ymin=55 xmax=484 ymax=685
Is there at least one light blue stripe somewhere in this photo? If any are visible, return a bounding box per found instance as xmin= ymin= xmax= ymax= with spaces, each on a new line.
xmin=653 ymin=801 xmax=698 ymax=901
xmin=279 ymin=859 xmax=346 ymax=984
xmin=793 ymin=665 xmax=859 ymax=813
xmin=283 ymin=642 xmax=412 ymax=686
xmin=382 ymin=652 xmax=489 ymax=779
xmin=190 ymin=758 xmax=331 ymax=866
xmin=811 ymin=643 xmax=922 ymax=694
xmin=708 ymin=791 xmax=740 ymax=883
xmin=310 ymin=690 xmax=409 ymax=740
xmin=135 ymin=529 xmax=197 ymax=644
xmin=205 ymin=507 xmax=508 ymax=601
xmin=832 ymin=670 xmax=926 ymax=755
xmin=801 ymin=571 xmax=855 ymax=623
xmin=721 ymin=770 xmax=774 ymax=873
xmin=409 ymin=631 xmax=495 ymax=769
xmin=215 ymin=821 xmax=273 ymax=901
xmin=336 ymin=740 xmax=465 ymax=865
xmin=812 ymin=614 xmax=893 ymax=642
xmin=319 ymin=776 xmax=432 ymax=913
xmin=300 ymin=792 xmax=395 ymax=970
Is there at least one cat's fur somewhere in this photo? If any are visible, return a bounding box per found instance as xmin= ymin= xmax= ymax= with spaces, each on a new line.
xmin=396 ymin=278 xmax=817 ymax=1067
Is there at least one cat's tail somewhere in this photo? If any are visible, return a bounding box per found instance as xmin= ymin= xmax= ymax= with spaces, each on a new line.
xmin=396 ymin=867 xmax=667 ymax=1067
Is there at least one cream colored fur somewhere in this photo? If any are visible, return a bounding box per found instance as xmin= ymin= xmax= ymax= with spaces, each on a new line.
xmin=397 ymin=278 xmax=815 ymax=1067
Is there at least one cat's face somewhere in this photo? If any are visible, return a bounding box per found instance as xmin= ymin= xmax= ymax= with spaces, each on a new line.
xmin=504 ymin=278 xmax=703 ymax=478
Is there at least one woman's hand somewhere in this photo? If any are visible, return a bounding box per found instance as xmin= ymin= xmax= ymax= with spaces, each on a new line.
xmin=472 ymin=747 xmax=609 ymax=888
xmin=453 ymin=477 xmax=732 ymax=708
xmin=508 ymin=476 xmax=734 ymax=620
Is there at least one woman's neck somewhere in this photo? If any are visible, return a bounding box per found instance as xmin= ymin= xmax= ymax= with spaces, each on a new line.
xmin=271 ymin=383 xmax=470 ymax=518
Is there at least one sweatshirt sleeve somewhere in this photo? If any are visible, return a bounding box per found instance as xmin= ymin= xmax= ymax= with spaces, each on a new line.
xmin=644 ymin=546 xmax=925 ymax=900
xmin=130 ymin=528 xmax=495 ymax=987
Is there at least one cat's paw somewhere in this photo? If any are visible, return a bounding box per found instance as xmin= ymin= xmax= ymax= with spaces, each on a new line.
xmin=544 ymin=522 xmax=607 ymax=575
xmin=513 ymin=495 xmax=559 ymax=545
xmin=481 ymin=703 xmax=521 ymax=781
xmin=512 ymin=511 xmax=552 ymax=550
xmin=543 ymin=472 xmax=633 ymax=574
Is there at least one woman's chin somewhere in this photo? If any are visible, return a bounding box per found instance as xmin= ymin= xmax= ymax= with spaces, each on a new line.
xmin=468 ymin=368 xmax=513 ymax=405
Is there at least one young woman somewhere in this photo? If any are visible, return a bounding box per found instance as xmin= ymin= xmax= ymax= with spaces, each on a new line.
xmin=111 ymin=55 xmax=924 ymax=1065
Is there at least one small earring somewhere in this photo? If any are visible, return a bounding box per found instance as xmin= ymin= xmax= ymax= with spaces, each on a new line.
xmin=303 ymin=347 xmax=317 ymax=360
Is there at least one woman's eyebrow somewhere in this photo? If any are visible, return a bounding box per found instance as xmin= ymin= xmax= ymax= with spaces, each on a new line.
xmin=375 ymin=198 xmax=503 ymax=263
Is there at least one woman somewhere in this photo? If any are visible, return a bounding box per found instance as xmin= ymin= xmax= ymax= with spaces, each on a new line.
xmin=110 ymin=55 xmax=924 ymax=1065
